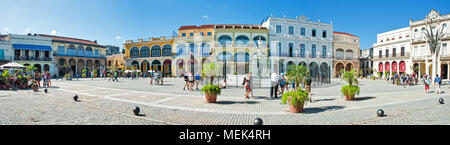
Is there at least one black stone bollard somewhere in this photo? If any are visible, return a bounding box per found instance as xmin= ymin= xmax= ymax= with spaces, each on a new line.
xmin=254 ymin=118 xmax=263 ymax=125
xmin=44 ymin=89 xmax=48 ymax=93
xmin=73 ymin=95 xmax=78 ymax=102
xmin=439 ymin=98 xmax=444 ymax=104
xmin=377 ymin=109 xmax=384 ymax=117
xmin=133 ymin=106 xmax=140 ymax=116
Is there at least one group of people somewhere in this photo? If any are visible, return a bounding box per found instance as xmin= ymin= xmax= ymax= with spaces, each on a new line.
xmin=149 ymin=70 xmax=164 ymax=85
xmin=423 ymin=74 xmax=442 ymax=94
xmin=269 ymin=72 xmax=312 ymax=102
xmin=387 ymin=73 xmax=418 ymax=86
xmin=34 ymin=71 xmax=52 ymax=88
xmin=183 ymin=72 xmax=200 ymax=91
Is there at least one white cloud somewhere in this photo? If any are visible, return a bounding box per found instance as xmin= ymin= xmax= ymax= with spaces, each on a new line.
xmin=202 ymin=15 xmax=208 ymax=19
xmin=51 ymin=30 xmax=57 ymax=35
xmin=115 ymin=36 xmax=121 ymax=39
xmin=3 ymin=27 xmax=9 ymax=33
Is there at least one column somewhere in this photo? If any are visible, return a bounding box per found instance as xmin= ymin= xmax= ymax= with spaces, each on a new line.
xmin=448 ymin=62 xmax=450 ymax=80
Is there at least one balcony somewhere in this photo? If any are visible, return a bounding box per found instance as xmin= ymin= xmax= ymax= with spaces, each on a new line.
xmin=14 ymin=56 xmax=52 ymax=61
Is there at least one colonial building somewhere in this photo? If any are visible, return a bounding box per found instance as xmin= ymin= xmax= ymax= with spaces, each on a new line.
xmin=106 ymin=45 xmax=120 ymax=55
xmin=107 ymin=54 xmax=126 ymax=71
xmin=0 ymin=35 xmax=13 ymax=65
xmin=410 ymin=9 xmax=450 ymax=80
xmin=359 ymin=47 xmax=373 ymax=77
xmin=213 ymin=24 xmax=269 ymax=78
xmin=172 ymin=25 xmax=214 ymax=76
xmin=3 ymin=34 xmax=53 ymax=74
xmin=262 ymin=15 xmax=333 ymax=80
xmin=372 ymin=27 xmax=412 ymax=78
xmin=124 ymin=37 xmax=174 ymax=76
xmin=333 ymin=32 xmax=360 ymax=77
xmin=38 ymin=34 xmax=107 ymax=77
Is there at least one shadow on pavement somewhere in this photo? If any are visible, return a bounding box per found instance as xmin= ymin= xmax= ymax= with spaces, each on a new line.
xmin=313 ymin=98 xmax=336 ymax=102
xmin=353 ymin=96 xmax=376 ymax=101
xmin=303 ymin=106 xmax=345 ymax=114
xmin=215 ymin=101 xmax=259 ymax=105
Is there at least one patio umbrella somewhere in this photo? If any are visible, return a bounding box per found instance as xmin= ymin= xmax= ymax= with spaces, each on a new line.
xmin=0 ymin=62 xmax=26 ymax=70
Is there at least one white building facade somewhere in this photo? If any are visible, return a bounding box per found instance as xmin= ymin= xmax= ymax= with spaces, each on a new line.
xmin=372 ymin=27 xmax=413 ymax=78
xmin=262 ymin=16 xmax=333 ymax=80
xmin=410 ymin=10 xmax=450 ymax=80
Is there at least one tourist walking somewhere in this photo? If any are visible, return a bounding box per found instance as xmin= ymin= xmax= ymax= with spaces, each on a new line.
xmin=243 ymin=73 xmax=252 ymax=99
xmin=270 ymin=72 xmax=279 ymax=98
xmin=279 ymin=73 xmax=286 ymax=95
xmin=425 ymin=75 xmax=431 ymax=93
xmin=194 ymin=73 xmax=201 ymax=90
xmin=188 ymin=72 xmax=195 ymax=91
xmin=47 ymin=71 xmax=51 ymax=87
xmin=183 ymin=73 xmax=189 ymax=90
xmin=149 ymin=70 xmax=154 ymax=85
xmin=434 ymin=74 xmax=442 ymax=94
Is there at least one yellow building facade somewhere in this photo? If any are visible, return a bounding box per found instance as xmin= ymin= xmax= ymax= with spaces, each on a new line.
xmin=107 ymin=54 xmax=126 ymax=70
xmin=124 ymin=37 xmax=174 ymax=76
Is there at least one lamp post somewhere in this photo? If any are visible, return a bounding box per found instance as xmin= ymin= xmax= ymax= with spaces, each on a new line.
xmin=253 ymin=40 xmax=263 ymax=88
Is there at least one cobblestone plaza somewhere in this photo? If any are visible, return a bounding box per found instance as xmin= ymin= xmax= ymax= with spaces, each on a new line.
xmin=1 ymin=78 xmax=449 ymax=125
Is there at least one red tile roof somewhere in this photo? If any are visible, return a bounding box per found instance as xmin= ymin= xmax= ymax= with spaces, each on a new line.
xmin=333 ymin=31 xmax=358 ymax=37
xmin=179 ymin=24 xmax=266 ymax=30
xmin=37 ymin=34 xmax=105 ymax=47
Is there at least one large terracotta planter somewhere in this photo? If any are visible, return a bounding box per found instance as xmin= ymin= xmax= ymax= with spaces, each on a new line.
xmin=288 ymin=97 xmax=304 ymax=113
xmin=345 ymin=94 xmax=355 ymax=101
xmin=205 ymin=93 xmax=217 ymax=103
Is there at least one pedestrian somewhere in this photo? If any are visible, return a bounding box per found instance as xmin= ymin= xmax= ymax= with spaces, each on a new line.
xmin=270 ymin=72 xmax=279 ymax=98
xmin=220 ymin=79 xmax=227 ymax=89
xmin=183 ymin=72 xmax=189 ymax=90
xmin=114 ymin=71 xmax=119 ymax=82
xmin=279 ymin=73 xmax=286 ymax=95
xmin=425 ymin=75 xmax=431 ymax=93
xmin=188 ymin=72 xmax=195 ymax=91
xmin=244 ymin=72 xmax=252 ymax=99
xmin=47 ymin=71 xmax=51 ymax=87
xmin=149 ymin=70 xmax=154 ymax=85
xmin=194 ymin=73 xmax=201 ymax=90
xmin=434 ymin=74 xmax=442 ymax=94
xmin=305 ymin=72 xmax=312 ymax=102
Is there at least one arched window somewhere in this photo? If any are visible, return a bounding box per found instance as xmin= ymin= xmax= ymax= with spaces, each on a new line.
xmin=130 ymin=47 xmax=139 ymax=58
xmin=217 ymin=51 xmax=233 ymax=62
xmin=68 ymin=45 xmax=76 ymax=55
xmin=151 ymin=45 xmax=161 ymax=57
xmin=77 ymin=46 xmax=85 ymax=56
xmin=176 ymin=44 xmax=186 ymax=56
xmin=189 ymin=43 xmax=198 ymax=56
xmin=162 ymin=45 xmax=172 ymax=57
xmin=235 ymin=35 xmax=249 ymax=46
xmin=58 ymin=46 xmax=66 ymax=54
xmin=234 ymin=52 xmax=249 ymax=62
xmin=218 ymin=35 xmax=232 ymax=46
xmin=346 ymin=49 xmax=354 ymax=60
xmin=253 ymin=36 xmax=267 ymax=47
xmin=414 ymin=29 xmax=418 ymax=32
xmin=140 ymin=46 xmax=150 ymax=57
xmin=201 ymin=43 xmax=211 ymax=56
xmin=336 ymin=48 xmax=344 ymax=59
xmin=85 ymin=47 xmax=93 ymax=57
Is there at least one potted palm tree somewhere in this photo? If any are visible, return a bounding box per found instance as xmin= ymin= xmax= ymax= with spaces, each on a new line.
xmin=82 ymin=69 xmax=87 ymax=78
xmin=201 ymin=83 xmax=221 ymax=103
xmin=341 ymin=70 xmax=360 ymax=101
xmin=282 ymin=65 xmax=310 ymax=113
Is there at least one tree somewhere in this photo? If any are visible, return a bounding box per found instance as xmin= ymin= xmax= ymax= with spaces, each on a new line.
xmin=202 ymin=62 xmax=222 ymax=85
xmin=423 ymin=10 xmax=446 ymax=82
xmin=286 ymin=65 xmax=309 ymax=91
xmin=342 ymin=70 xmax=359 ymax=86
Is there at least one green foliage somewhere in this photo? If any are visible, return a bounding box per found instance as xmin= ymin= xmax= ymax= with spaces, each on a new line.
xmin=384 ymin=71 xmax=390 ymax=77
xmin=286 ymin=65 xmax=309 ymax=90
xmin=281 ymin=89 xmax=309 ymax=107
xmin=0 ymin=70 xmax=11 ymax=84
xmin=25 ymin=65 xmax=37 ymax=74
xmin=371 ymin=76 xmax=376 ymax=80
xmin=342 ymin=70 xmax=358 ymax=86
xmin=341 ymin=85 xmax=360 ymax=98
xmin=201 ymin=84 xmax=221 ymax=96
xmin=64 ymin=74 xmax=70 ymax=79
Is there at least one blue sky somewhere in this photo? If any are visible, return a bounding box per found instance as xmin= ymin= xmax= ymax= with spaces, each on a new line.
xmin=1 ymin=0 xmax=449 ymax=50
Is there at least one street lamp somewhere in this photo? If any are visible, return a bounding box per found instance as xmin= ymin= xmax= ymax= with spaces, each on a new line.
xmin=253 ymin=40 xmax=263 ymax=87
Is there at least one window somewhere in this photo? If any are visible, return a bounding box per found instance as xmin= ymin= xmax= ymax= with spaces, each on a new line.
xmin=312 ymin=29 xmax=316 ymax=37
xmin=276 ymin=25 xmax=282 ymax=33
xmin=57 ymin=46 xmax=65 ymax=54
xmin=322 ymin=30 xmax=327 ymax=38
xmin=162 ymin=45 xmax=172 ymax=56
xmin=392 ymin=48 xmax=396 ymax=57
xmin=300 ymin=27 xmax=306 ymax=36
xmin=190 ymin=33 xmax=194 ymax=37
xmin=322 ymin=45 xmax=327 ymax=57
xmin=311 ymin=44 xmax=316 ymax=58
xmin=200 ymin=32 xmax=204 ymax=36
xmin=140 ymin=46 xmax=150 ymax=57
xmin=182 ymin=33 xmax=186 ymax=37
xmin=288 ymin=26 xmax=294 ymax=35
xmin=414 ymin=29 xmax=418 ymax=32
xmin=151 ymin=45 xmax=161 ymax=57
xmin=95 ymin=50 xmax=99 ymax=56
xmin=385 ymin=49 xmax=389 ymax=57
xmin=300 ymin=44 xmax=305 ymax=57
xmin=422 ymin=27 xmax=426 ymax=31
xmin=443 ymin=23 xmax=447 ymax=29
xmin=277 ymin=42 xmax=282 ymax=56
xmin=401 ymin=47 xmax=405 ymax=56
xmin=444 ymin=43 xmax=447 ymax=47
xmin=207 ymin=32 xmax=212 ymax=36
xmin=379 ymin=50 xmax=382 ymax=58
xmin=289 ymin=43 xmax=293 ymax=57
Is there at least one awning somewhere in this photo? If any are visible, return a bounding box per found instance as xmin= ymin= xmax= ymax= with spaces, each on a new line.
xmin=13 ymin=44 xmax=52 ymax=51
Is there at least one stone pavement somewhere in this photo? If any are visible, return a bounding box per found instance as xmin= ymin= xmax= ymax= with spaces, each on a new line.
xmin=0 ymin=77 xmax=449 ymax=125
